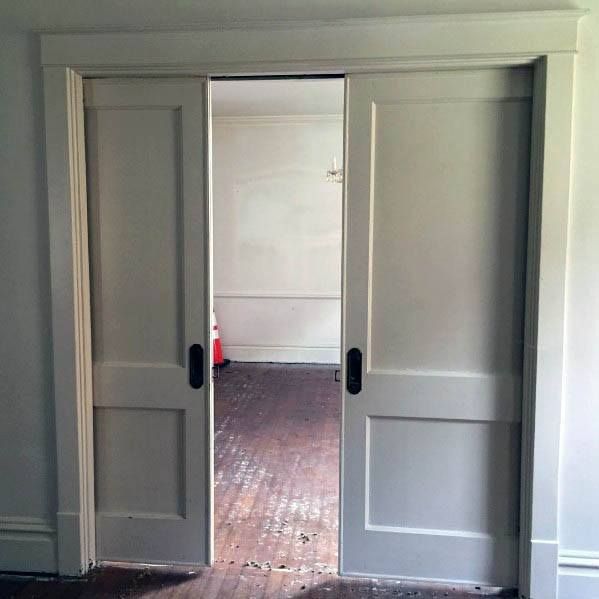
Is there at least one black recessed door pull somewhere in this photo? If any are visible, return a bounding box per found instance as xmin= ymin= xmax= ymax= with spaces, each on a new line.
xmin=189 ymin=344 xmax=204 ymax=389
xmin=346 ymin=347 xmax=362 ymax=395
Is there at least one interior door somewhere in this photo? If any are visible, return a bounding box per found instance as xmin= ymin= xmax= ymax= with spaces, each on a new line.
xmin=341 ymin=69 xmax=532 ymax=586
xmin=84 ymin=78 xmax=212 ymax=565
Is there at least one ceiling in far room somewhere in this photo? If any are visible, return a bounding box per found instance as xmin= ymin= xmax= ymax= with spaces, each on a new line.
xmin=211 ymin=79 xmax=344 ymax=117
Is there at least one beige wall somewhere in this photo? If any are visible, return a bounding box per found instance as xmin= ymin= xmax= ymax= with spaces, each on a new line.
xmin=0 ymin=1 xmax=597 ymax=593
xmin=213 ymin=115 xmax=343 ymax=364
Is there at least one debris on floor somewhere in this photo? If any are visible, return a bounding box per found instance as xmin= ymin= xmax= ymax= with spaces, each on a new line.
xmin=298 ymin=531 xmax=318 ymax=543
xmin=244 ymin=560 xmax=272 ymax=570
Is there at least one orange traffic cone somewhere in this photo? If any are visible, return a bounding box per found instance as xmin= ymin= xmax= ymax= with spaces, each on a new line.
xmin=212 ymin=311 xmax=225 ymax=367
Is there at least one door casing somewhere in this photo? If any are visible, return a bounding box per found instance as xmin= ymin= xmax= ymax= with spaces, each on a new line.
xmin=41 ymin=11 xmax=583 ymax=598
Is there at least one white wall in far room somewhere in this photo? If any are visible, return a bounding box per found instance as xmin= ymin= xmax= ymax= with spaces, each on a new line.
xmin=212 ymin=79 xmax=344 ymax=363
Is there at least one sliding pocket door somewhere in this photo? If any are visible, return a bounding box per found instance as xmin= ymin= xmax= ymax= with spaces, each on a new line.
xmin=341 ymin=69 xmax=532 ymax=586
xmin=85 ymin=78 xmax=212 ymax=565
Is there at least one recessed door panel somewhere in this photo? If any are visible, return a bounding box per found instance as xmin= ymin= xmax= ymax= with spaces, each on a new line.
xmin=94 ymin=408 xmax=185 ymax=516
xmin=369 ymin=101 xmax=529 ymax=373
xmin=367 ymin=417 xmax=520 ymax=535
xmin=87 ymin=108 xmax=183 ymax=365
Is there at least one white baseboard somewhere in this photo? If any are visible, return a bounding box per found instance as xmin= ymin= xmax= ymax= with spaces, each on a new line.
xmin=223 ymin=344 xmax=340 ymax=364
xmin=559 ymin=551 xmax=599 ymax=599
xmin=0 ymin=517 xmax=57 ymax=573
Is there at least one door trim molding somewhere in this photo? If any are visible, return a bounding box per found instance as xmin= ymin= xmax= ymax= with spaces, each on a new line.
xmin=40 ymin=10 xmax=584 ymax=76
xmin=43 ymin=67 xmax=96 ymax=576
xmin=33 ymin=9 xmax=588 ymax=35
xmin=41 ymin=11 xmax=583 ymax=597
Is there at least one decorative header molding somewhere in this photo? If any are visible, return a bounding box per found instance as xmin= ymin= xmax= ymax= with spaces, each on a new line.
xmin=41 ymin=10 xmax=586 ymax=75
xmin=36 ymin=10 xmax=587 ymax=35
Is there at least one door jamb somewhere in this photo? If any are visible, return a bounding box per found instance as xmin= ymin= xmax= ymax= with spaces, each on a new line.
xmin=41 ymin=14 xmax=581 ymax=598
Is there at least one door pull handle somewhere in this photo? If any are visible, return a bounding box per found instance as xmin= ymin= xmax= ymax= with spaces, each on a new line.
xmin=189 ymin=344 xmax=204 ymax=389
xmin=346 ymin=348 xmax=362 ymax=395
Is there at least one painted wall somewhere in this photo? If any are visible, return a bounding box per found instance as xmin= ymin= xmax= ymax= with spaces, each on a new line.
xmin=0 ymin=2 xmax=598 ymax=595
xmin=212 ymin=112 xmax=343 ymax=364
xmin=557 ymin=5 xmax=599 ymax=597
xmin=0 ymin=33 xmax=58 ymax=571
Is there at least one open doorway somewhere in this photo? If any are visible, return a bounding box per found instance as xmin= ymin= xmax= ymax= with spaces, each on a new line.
xmin=74 ymin=69 xmax=528 ymax=596
xmin=210 ymin=77 xmax=344 ymax=582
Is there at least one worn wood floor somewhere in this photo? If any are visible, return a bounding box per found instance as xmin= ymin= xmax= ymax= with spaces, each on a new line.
xmin=0 ymin=363 xmax=513 ymax=598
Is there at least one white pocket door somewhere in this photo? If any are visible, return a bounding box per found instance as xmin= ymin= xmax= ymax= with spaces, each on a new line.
xmin=84 ymin=78 xmax=212 ymax=565
xmin=341 ymin=69 xmax=532 ymax=586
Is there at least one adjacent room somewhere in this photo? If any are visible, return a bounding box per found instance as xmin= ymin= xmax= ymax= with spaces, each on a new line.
xmin=210 ymin=78 xmax=344 ymax=579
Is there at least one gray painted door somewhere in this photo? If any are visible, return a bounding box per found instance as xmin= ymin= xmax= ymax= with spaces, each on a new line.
xmin=341 ymin=69 xmax=532 ymax=586
xmin=84 ymin=78 xmax=211 ymax=565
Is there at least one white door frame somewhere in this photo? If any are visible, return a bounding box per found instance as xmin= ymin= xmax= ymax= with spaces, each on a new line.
xmin=41 ymin=10 xmax=584 ymax=598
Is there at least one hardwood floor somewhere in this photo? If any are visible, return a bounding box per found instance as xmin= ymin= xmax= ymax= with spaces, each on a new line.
xmin=214 ymin=363 xmax=340 ymax=577
xmin=0 ymin=363 xmax=514 ymax=598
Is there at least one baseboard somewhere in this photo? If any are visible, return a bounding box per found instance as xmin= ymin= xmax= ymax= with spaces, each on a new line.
xmin=0 ymin=517 xmax=57 ymax=573
xmin=223 ymin=344 xmax=340 ymax=364
xmin=558 ymin=551 xmax=599 ymax=599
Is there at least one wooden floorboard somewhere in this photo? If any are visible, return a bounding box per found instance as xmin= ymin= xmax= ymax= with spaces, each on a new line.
xmin=0 ymin=363 xmax=514 ymax=598
xmin=214 ymin=363 xmax=340 ymax=574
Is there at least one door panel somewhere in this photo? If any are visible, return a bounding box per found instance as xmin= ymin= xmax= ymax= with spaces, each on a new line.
xmin=85 ymin=78 xmax=211 ymax=565
xmin=87 ymin=108 xmax=183 ymax=365
xmin=369 ymin=102 xmax=528 ymax=374
xmin=367 ymin=418 xmax=520 ymax=533
xmin=342 ymin=69 xmax=531 ymax=586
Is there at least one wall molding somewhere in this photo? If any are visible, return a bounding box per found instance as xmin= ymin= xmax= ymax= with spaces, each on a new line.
xmin=43 ymin=66 xmax=96 ymax=576
xmin=213 ymin=114 xmax=343 ymax=125
xmin=215 ymin=290 xmax=341 ymax=300
xmin=0 ymin=517 xmax=57 ymax=573
xmin=0 ymin=516 xmax=56 ymax=535
xmin=558 ymin=551 xmax=599 ymax=599
xmin=559 ymin=550 xmax=599 ymax=571
xmin=223 ymin=344 xmax=340 ymax=364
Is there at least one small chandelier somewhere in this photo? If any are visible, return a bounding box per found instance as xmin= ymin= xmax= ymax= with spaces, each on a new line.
xmin=326 ymin=156 xmax=343 ymax=184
